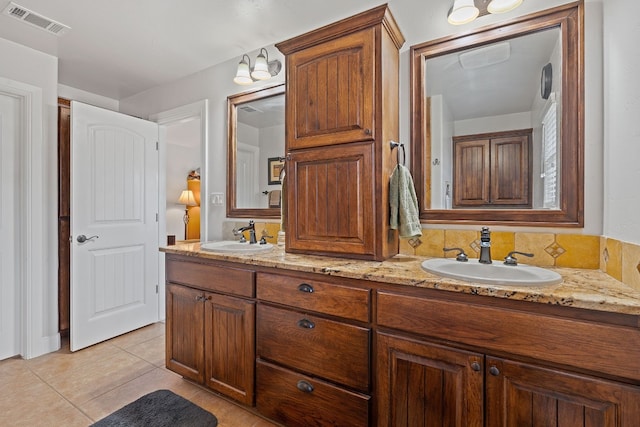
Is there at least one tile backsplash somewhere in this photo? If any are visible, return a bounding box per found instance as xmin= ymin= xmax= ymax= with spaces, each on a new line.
xmin=224 ymin=221 xmax=640 ymax=291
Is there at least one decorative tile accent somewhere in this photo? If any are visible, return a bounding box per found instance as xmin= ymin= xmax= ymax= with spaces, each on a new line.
xmin=444 ymin=230 xmax=479 ymax=258
xmin=408 ymin=237 xmax=422 ymax=249
xmin=544 ymin=241 xmax=566 ymax=259
xmin=413 ymin=229 xmax=445 ymax=257
xmin=604 ymin=238 xmax=623 ymax=281
xmin=515 ymin=232 xmax=556 ymax=266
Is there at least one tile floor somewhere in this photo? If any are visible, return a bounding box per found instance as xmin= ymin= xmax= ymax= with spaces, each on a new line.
xmin=0 ymin=322 xmax=279 ymax=426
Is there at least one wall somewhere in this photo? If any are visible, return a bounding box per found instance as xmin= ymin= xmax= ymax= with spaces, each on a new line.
xmin=120 ymin=47 xmax=285 ymax=241
xmin=0 ymin=37 xmax=59 ymax=358
xmin=58 ymin=84 xmax=119 ymax=111
xmin=602 ymin=0 xmax=640 ymax=244
xmin=120 ymin=1 xmax=605 ymax=241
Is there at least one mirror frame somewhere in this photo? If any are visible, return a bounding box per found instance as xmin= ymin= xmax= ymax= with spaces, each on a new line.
xmin=227 ymin=83 xmax=285 ymax=219
xmin=410 ymin=2 xmax=584 ymax=227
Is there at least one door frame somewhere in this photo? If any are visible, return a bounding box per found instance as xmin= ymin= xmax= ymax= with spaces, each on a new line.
xmin=149 ymin=99 xmax=208 ymax=320
xmin=0 ymin=78 xmax=59 ymax=359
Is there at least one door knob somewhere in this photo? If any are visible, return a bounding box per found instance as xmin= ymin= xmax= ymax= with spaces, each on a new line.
xmin=76 ymin=234 xmax=99 ymax=243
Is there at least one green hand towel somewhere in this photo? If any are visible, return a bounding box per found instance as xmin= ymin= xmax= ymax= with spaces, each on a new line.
xmin=390 ymin=164 xmax=422 ymax=238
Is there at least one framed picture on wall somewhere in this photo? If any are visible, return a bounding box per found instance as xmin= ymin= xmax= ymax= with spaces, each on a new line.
xmin=268 ymin=157 xmax=284 ymax=185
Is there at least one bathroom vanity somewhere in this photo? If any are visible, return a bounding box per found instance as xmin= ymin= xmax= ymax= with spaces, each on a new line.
xmin=162 ymin=243 xmax=640 ymax=427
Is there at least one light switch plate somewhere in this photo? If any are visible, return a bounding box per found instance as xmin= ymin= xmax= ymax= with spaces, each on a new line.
xmin=210 ymin=192 xmax=224 ymax=206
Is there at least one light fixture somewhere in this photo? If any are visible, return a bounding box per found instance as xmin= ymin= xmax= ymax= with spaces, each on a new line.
xmin=447 ymin=0 xmax=479 ymax=25
xmin=487 ymin=0 xmax=523 ymax=14
xmin=178 ymin=190 xmax=198 ymax=240
xmin=233 ymin=48 xmax=282 ymax=85
xmin=447 ymin=0 xmax=524 ymax=25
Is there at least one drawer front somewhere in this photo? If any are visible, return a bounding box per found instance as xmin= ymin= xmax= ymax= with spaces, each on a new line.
xmin=166 ymin=258 xmax=254 ymax=297
xmin=257 ymin=304 xmax=370 ymax=391
xmin=256 ymin=360 xmax=370 ymax=427
xmin=256 ymin=272 xmax=370 ymax=322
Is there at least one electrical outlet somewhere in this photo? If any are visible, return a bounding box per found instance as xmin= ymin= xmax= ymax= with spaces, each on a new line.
xmin=210 ymin=192 xmax=224 ymax=206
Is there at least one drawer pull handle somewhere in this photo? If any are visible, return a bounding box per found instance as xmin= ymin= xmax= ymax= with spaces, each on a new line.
xmin=297 ymin=318 xmax=315 ymax=329
xmin=489 ymin=366 xmax=500 ymax=376
xmin=297 ymin=283 xmax=314 ymax=293
xmin=296 ymin=380 xmax=314 ymax=393
xmin=471 ymin=362 xmax=481 ymax=372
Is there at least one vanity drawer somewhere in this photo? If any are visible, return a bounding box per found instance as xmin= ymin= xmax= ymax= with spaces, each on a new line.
xmin=166 ymin=258 xmax=254 ymax=297
xmin=257 ymin=304 xmax=370 ymax=391
xmin=256 ymin=272 xmax=370 ymax=322
xmin=256 ymin=360 xmax=370 ymax=427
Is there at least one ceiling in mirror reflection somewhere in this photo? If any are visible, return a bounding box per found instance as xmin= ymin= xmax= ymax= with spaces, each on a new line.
xmin=426 ymin=28 xmax=560 ymax=121
xmin=237 ymin=95 xmax=285 ymax=128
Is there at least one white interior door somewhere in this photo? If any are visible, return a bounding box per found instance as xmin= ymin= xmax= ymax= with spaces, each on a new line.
xmin=71 ymin=101 xmax=159 ymax=351
xmin=0 ymin=93 xmax=19 ymax=360
xmin=237 ymin=142 xmax=259 ymax=208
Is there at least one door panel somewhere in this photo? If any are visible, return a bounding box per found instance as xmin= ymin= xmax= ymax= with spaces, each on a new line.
xmin=486 ymin=357 xmax=640 ymax=427
xmin=71 ymin=101 xmax=159 ymax=351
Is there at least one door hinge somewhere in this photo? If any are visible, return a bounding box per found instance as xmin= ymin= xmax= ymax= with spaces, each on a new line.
xmin=156 ymin=141 xmax=159 ymax=150
xmin=155 ymin=284 xmax=159 ymax=294
xmin=155 ymin=213 xmax=159 ymax=222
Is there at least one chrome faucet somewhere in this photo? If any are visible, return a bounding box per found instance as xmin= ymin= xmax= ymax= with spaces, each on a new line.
xmin=479 ymin=227 xmax=492 ymax=264
xmin=233 ymin=220 xmax=257 ymax=244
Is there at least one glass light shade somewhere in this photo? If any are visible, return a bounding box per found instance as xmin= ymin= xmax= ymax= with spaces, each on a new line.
xmin=487 ymin=0 xmax=523 ymax=14
xmin=233 ymin=58 xmax=253 ymax=85
xmin=178 ymin=190 xmax=198 ymax=207
xmin=448 ymin=0 xmax=479 ymax=25
xmin=251 ymin=52 xmax=271 ymax=80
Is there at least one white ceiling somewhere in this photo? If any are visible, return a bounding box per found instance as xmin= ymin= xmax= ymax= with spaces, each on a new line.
xmin=0 ymin=0 xmax=415 ymax=99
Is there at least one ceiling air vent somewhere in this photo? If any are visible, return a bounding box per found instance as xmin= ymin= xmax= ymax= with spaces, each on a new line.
xmin=2 ymin=2 xmax=70 ymax=36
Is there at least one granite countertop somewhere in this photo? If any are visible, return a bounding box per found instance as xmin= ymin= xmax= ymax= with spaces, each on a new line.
xmin=161 ymin=242 xmax=640 ymax=316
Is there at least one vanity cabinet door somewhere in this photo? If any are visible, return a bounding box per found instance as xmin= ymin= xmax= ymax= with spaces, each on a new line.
xmin=376 ymin=332 xmax=484 ymax=427
xmin=204 ymin=293 xmax=255 ymax=406
xmin=166 ymin=283 xmax=205 ymax=383
xmin=286 ymin=142 xmax=375 ymax=257
xmin=485 ymin=357 xmax=640 ymax=427
xmin=285 ymin=28 xmax=375 ymax=150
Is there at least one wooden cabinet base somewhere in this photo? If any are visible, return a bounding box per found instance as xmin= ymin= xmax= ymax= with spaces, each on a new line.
xmin=256 ymin=360 xmax=370 ymax=427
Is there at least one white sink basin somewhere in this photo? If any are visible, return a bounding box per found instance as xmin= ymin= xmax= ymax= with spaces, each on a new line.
xmin=200 ymin=240 xmax=273 ymax=254
xmin=421 ymin=258 xmax=562 ymax=286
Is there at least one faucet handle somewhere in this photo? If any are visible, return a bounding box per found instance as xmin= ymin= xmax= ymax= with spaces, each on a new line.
xmin=504 ymin=251 xmax=534 ymax=266
xmin=443 ymin=247 xmax=469 ymax=262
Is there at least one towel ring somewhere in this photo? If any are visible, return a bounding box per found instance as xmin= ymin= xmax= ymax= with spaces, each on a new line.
xmin=389 ymin=140 xmax=405 ymax=166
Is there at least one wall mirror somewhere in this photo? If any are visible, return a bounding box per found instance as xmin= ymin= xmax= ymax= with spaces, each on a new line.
xmin=411 ymin=3 xmax=583 ymax=226
xmin=227 ymin=83 xmax=285 ymax=219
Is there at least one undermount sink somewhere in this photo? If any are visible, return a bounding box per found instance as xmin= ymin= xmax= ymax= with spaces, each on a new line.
xmin=421 ymin=258 xmax=562 ymax=286
xmin=200 ymin=240 xmax=273 ymax=254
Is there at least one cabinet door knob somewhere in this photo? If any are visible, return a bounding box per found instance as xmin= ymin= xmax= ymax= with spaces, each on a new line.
xmin=297 ymin=283 xmax=314 ymax=293
xmin=296 ymin=380 xmax=314 ymax=393
xmin=471 ymin=362 xmax=481 ymax=371
xmin=297 ymin=318 xmax=315 ymax=329
xmin=489 ymin=366 xmax=500 ymax=376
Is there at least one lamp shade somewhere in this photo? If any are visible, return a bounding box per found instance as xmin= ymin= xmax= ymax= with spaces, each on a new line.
xmin=178 ymin=190 xmax=198 ymax=207
xmin=233 ymin=55 xmax=253 ymax=85
xmin=487 ymin=0 xmax=523 ymax=13
xmin=448 ymin=0 xmax=479 ymax=25
xmin=251 ymin=49 xmax=271 ymax=80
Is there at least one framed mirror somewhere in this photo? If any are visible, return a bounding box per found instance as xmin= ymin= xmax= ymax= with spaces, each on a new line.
xmin=411 ymin=3 xmax=583 ymax=226
xmin=227 ymin=83 xmax=285 ymax=219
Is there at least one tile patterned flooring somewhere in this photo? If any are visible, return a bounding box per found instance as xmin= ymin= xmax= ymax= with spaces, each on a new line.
xmin=0 ymin=323 xmax=278 ymax=426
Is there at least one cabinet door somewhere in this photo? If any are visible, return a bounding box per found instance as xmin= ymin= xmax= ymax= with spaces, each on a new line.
xmin=490 ymin=135 xmax=530 ymax=206
xmin=286 ymin=28 xmax=375 ymax=149
xmin=376 ymin=332 xmax=484 ymax=427
xmin=486 ymin=357 xmax=640 ymax=427
xmin=287 ymin=142 xmax=374 ymax=257
xmin=453 ymin=138 xmax=491 ymax=207
xmin=165 ymin=283 xmax=204 ymax=383
xmin=204 ymin=293 xmax=255 ymax=405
